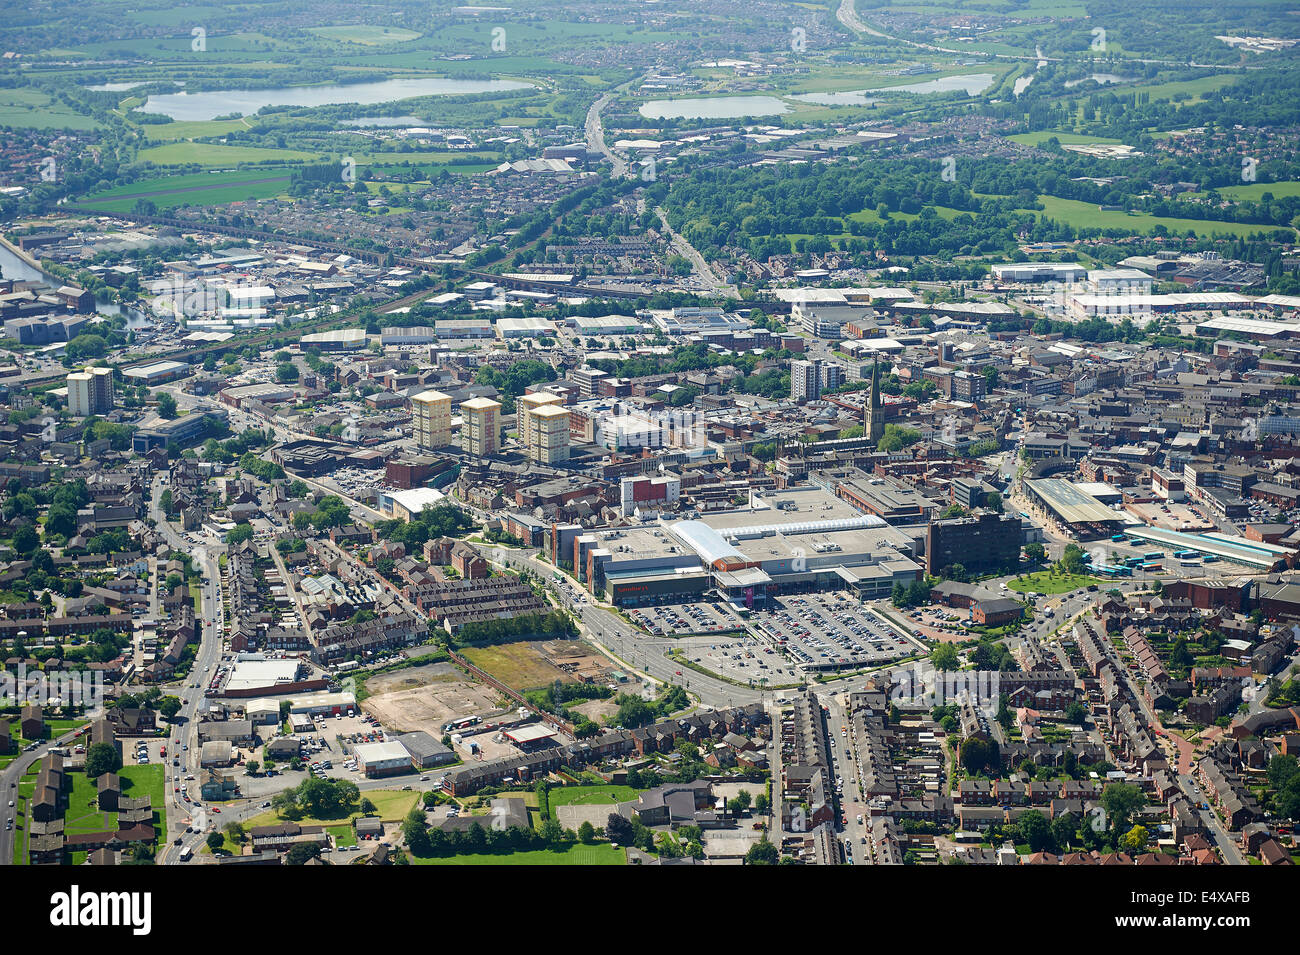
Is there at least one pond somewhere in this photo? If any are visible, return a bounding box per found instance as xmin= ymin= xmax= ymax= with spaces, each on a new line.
xmin=138 ymin=77 xmax=533 ymax=122
xmin=637 ymin=95 xmax=791 ymax=120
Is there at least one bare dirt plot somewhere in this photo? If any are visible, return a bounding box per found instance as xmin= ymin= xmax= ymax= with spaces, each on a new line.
xmin=570 ymin=697 xmax=620 ymax=724
xmin=363 ymin=677 xmax=506 ymax=736
xmin=363 ymin=662 xmax=462 ymax=696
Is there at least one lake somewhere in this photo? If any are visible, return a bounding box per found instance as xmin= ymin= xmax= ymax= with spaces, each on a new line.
xmin=887 ymin=73 xmax=995 ymax=95
xmin=638 ymin=96 xmax=791 ymax=120
xmin=138 ymin=77 xmax=533 ymax=122
xmin=788 ymin=72 xmax=995 ymax=106
xmin=788 ymin=91 xmax=880 ymax=106
xmin=1065 ymin=73 xmax=1135 ymax=88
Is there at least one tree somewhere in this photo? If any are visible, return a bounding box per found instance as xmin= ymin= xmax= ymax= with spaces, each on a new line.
xmin=1018 ymin=809 xmax=1054 ymax=853
xmin=1119 ymin=824 xmax=1148 ymax=853
xmin=155 ymin=392 xmax=178 ymax=418
xmin=605 ymin=812 xmax=634 ymax=846
xmin=1064 ymin=701 xmax=1088 ymax=725
xmin=1051 ymin=812 xmax=1077 ymax=852
xmin=226 ymin=524 xmax=254 ymax=545
xmin=11 ymin=525 xmax=37 ymax=556
xmin=85 ymin=742 xmax=122 ymax=778
xmin=960 ymin=738 xmax=999 ymax=775
xmin=745 ymin=836 xmax=779 ymax=865
xmin=206 ymin=831 xmax=225 ymax=852
xmin=157 ymin=696 xmax=182 ymax=719
xmin=285 ymin=843 xmax=322 ymax=865
xmin=1024 ymin=542 xmax=1046 ymax=563
xmin=1101 ymin=782 xmax=1145 ymax=833
xmin=931 ymin=643 xmax=959 ymax=671
xmin=577 ymin=820 xmax=596 ymax=844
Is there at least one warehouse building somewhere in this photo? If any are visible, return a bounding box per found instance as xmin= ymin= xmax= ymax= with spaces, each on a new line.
xmin=397 ymin=731 xmax=456 ymax=769
xmin=354 ymin=740 xmax=414 ymax=778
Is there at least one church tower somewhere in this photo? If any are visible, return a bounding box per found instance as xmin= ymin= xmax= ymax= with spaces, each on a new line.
xmin=865 ymin=358 xmax=885 ymax=442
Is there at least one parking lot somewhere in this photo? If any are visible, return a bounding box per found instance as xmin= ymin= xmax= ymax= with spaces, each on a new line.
xmin=752 ymin=593 xmax=913 ymax=672
xmin=679 ymin=633 xmax=800 ymax=685
xmin=629 ymin=601 xmax=743 ymax=637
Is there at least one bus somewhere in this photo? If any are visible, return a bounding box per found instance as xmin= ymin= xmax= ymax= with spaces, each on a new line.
xmin=1142 ymin=552 xmax=1163 ymax=562
xmin=1174 ymin=550 xmax=1199 ymax=560
xmin=1202 ymin=554 xmax=1219 ymax=563
xmin=1094 ymin=564 xmax=1132 ymax=578
xmin=179 ymin=846 xmax=192 ymax=862
xmin=1142 ymin=562 xmax=1162 ymax=572
xmin=1125 ymin=556 xmax=1145 ymax=568
xmin=1111 ymin=534 xmax=1127 ymax=542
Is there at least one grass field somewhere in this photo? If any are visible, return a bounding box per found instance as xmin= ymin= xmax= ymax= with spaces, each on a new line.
xmin=1033 ymin=195 xmax=1288 ymax=239
xmin=136 ymin=141 xmax=326 ymax=167
xmin=307 ymin=26 xmax=423 ymax=45
xmin=11 ymin=764 xmax=164 ymax=865
xmin=0 ymin=89 xmax=100 ymax=130
xmin=328 ymin=825 xmax=357 ymax=847
xmin=1217 ymin=181 xmax=1300 ymax=201
xmin=142 ymin=118 xmax=256 ymax=142
xmin=80 ymin=169 xmax=293 ymax=212
xmin=243 ymin=788 xmax=419 ymax=830
xmin=547 ymin=785 xmax=640 ymax=809
xmin=410 ymin=843 xmax=624 ymax=865
xmin=1007 ymin=572 xmax=1103 ymax=594
xmin=461 ymin=641 xmax=573 ymax=692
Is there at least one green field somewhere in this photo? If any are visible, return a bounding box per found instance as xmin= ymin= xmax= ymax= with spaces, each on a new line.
xmin=243 ymin=788 xmax=419 ymax=829
xmin=80 ymin=170 xmax=293 ymax=212
xmin=11 ymin=764 xmax=164 ymax=865
xmin=410 ymin=843 xmax=625 ymax=865
xmin=143 ymin=118 xmax=256 ymax=142
xmin=328 ymin=824 xmax=357 ymax=847
xmin=1217 ymin=181 xmax=1300 ymax=201
xmin=1007 ymin=572 xmax=1103 ymax=595
xmin=307 ymin=26 xmax=423 ymax=45
xmin=0 ymin=88 xmax=100 ymax=130
xmin=1033 ymin=195 xmax=1289 ymax=240
xmin=136 ymin=141 xmax=326 ymax=167
xmin=547 ymin=785 xmax=640 ymax=809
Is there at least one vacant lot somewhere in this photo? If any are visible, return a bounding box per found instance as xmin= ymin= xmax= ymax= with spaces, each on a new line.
xmin=462 ymin=641 xmax=576 ymax=692
xmin=363 ymin=665 xmax=504 ymax=736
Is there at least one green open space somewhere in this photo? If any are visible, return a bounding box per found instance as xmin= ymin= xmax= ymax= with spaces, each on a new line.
xmin=1006 ymin=572 xmax=1103 ymax=595
xmin=135 ymin=141 xmax=327 ymax=167
xmin=409 ymin=843 xmax=625 ymax=865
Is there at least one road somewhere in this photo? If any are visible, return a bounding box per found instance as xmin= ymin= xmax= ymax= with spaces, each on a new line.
xmin=585 ymin=90 xmax=628 ymax=179
xmin=151 ymin=471 xmax=229 ymax=865
xmin=654 ymin=206 xmax=739 ymax=300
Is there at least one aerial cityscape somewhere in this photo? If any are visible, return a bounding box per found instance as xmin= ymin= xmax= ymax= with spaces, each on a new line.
xmin=0 ymin=0 xmax=1296 ymax=907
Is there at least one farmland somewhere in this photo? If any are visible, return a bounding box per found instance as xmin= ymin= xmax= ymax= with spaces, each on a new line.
xmin=79 ymin=170 xmax=294 ymax=212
